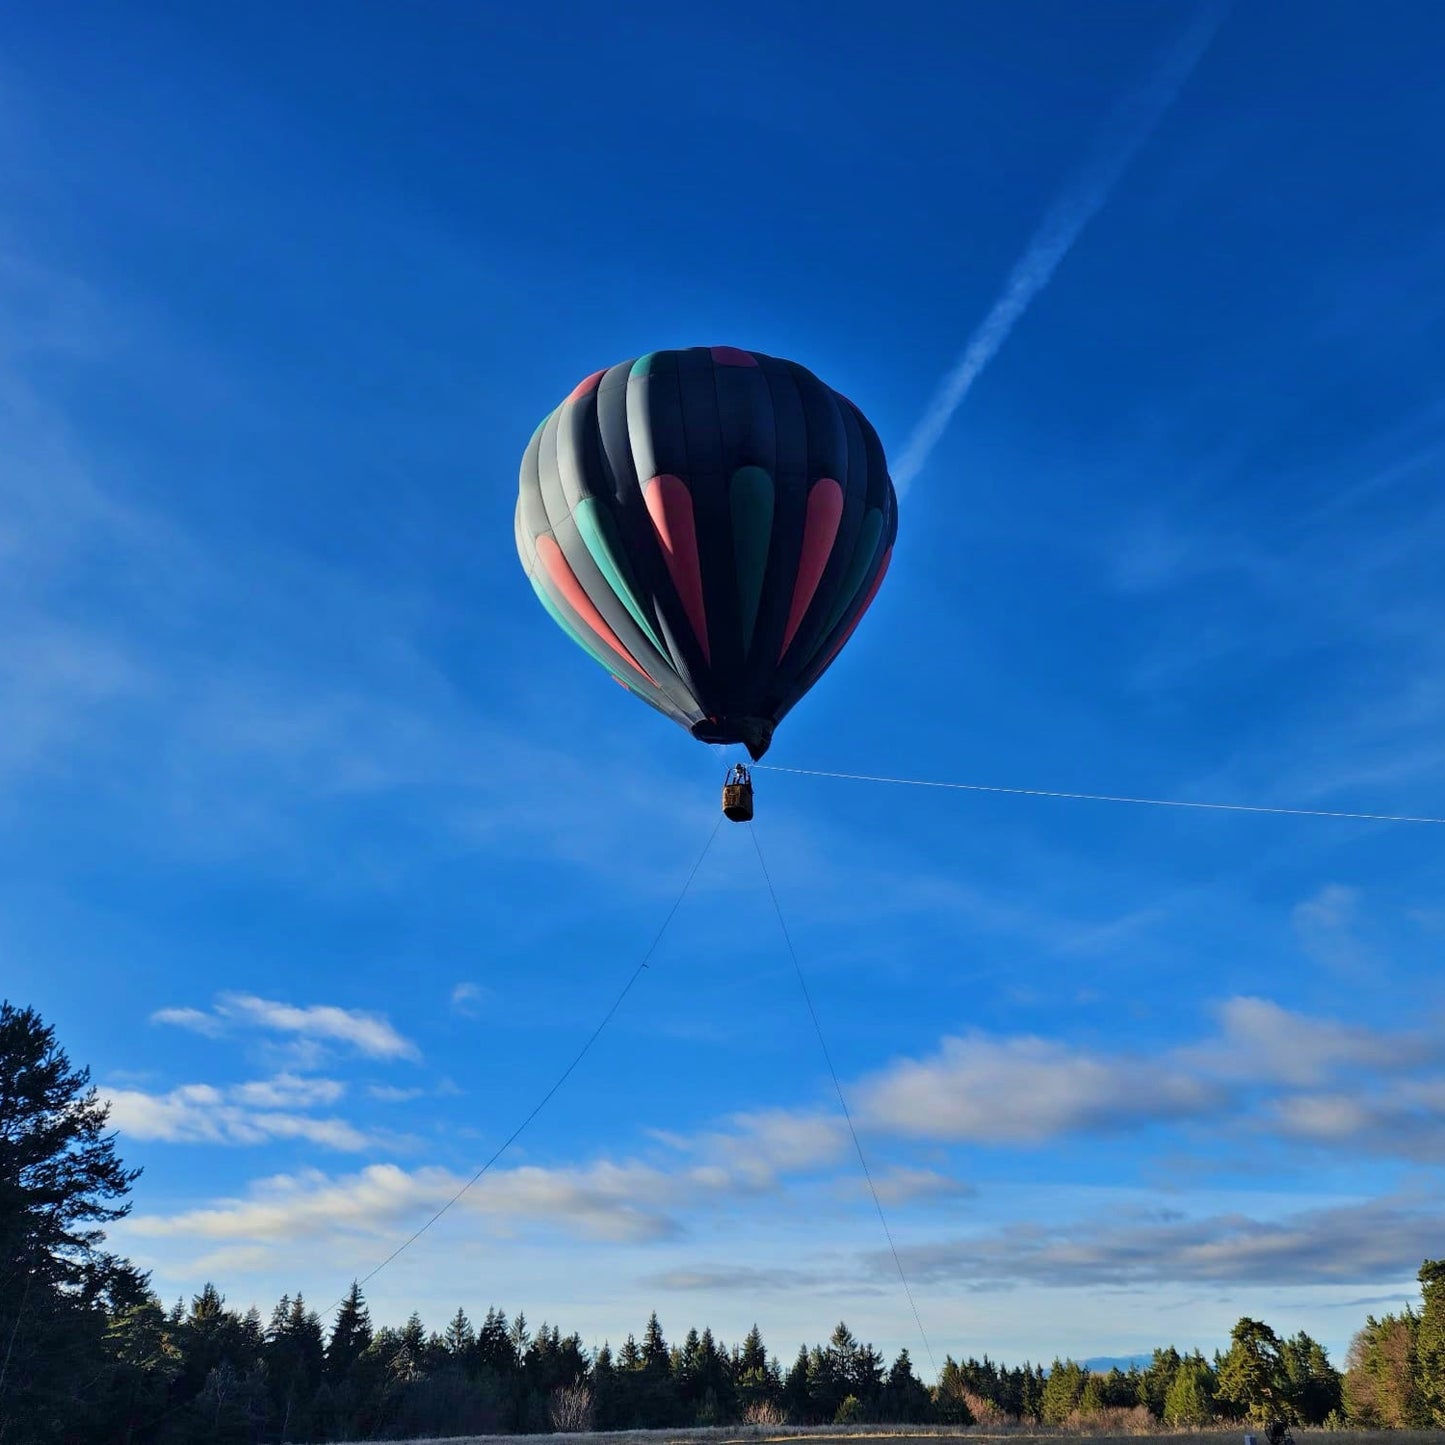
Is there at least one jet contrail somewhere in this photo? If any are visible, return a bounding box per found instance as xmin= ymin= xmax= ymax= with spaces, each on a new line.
xmin=893 ymin=2 xmax=1231 ymax=494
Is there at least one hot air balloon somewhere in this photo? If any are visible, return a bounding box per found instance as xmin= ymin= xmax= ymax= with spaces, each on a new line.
xmin=515 ymin=347 xmax=896 ymax=807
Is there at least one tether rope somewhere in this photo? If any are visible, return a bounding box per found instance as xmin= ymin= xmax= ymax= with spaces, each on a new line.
xmin=749 ymin=825 xmax=938 ymax=1378
xmin=753 ymin=764 xmax=1445 ymax=826
xmin=329 ymin=813 xmax=724 ymax=1314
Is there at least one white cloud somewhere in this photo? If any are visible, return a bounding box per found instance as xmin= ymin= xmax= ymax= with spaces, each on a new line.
xmin=1196 ymin=995 xmax=1438 ymax=1087
xmin=106 ymin=1075 xmax=368 ymax=1151
xmin=231 ymin=1073 xmax=346 ymax=1109
xmin=152 ymin=993 xmax=419 ymax=1061
xmin=150 ymin=1006 xmax=224 ymax=1037
xmin=221 ymin=994 xmax=419 ymax=1060
xmin=857 ymin=1032 xmax=1218 ymax=1143
xmin=1292 ymin=885 xmax=1373 ymax=977
xmin=1271 ymin=1080 xmax=1445 ymax=1162
xmin=129 ymin=1158 xmax=693 ymax=1247
xmin=886 ymin=1194 xmax=1442 ymax=1288
xmin=865 ymin=1167 xmax=976 ymax=1207
xmin=450 ymin=982 xmax=487 ymax=1018
xmin=723 ymin=1109 xmax=850 ymax=1173
xmin=649 ymin=1108 xmax=850 ymax=1190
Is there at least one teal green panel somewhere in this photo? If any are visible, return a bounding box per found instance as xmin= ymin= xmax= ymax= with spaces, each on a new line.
xmin=814 ymin=506 xmax=885 ymax=654
xmin=528 ymin=571 xmax=636 ymax=691
xmin=573 ymin=498 xmax=667 ymax=657
xmin=629 ymin=352 xmax=658 ymax=378
xmin=729 ymin=466 xmax=774 ymax=653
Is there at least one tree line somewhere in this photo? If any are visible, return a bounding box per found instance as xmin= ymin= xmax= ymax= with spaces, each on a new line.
xmin=4 ymin=998 xmax=1444 ymax=1442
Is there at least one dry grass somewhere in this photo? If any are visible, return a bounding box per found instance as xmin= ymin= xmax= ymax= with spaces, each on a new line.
xmin=332 ymin=1426 xmax=1436 ymax=1445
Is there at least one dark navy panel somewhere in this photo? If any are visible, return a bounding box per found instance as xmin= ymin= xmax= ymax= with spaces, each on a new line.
xmin=515 ymin=346 xmax=898 ymax=759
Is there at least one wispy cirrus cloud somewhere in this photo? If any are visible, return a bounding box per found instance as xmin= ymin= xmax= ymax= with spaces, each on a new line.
xmin=449 ymin=982 xmax=488 ymax=1018
xmin=1291 ymin=884 xmax=1373 ymax=979
xmin=152 ymin=993 xmax=420 ymax=1061
xmin=893 ymin=1 xmax=1230 ymax=492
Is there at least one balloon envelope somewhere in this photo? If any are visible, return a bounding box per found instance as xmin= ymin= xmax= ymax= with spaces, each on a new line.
xmin=515 ymin=346 xmax=897 ymax=759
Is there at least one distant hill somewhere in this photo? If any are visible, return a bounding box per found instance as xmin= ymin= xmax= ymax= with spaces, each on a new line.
xmin=1082 ymin=1355 xmax=1155 ymax=1372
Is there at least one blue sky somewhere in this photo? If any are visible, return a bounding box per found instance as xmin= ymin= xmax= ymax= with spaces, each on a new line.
xmin=4 ymin=0 xmax=1445 ymax=1372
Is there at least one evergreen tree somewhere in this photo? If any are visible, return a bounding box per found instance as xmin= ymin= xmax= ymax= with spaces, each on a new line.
xmin=1098 ymin=1365 xmax=1135 ymax=1407
xmin=782 ymin=1343 xmax=811 ymax=1421
xmin=807 ymin=1340 xmax=845 ymax=1421
xmin=99 ymin=1290 xmax=182 ymax=1442
xmin=677 ymin=1325 xmax=703 ymax=1413
xmin=477 ymin=1305 xmax=515 ymax=1373
xmin=1344 ymin=1310 xmax=1423 ymax=1428
xmin=694 ymin=1326 xmax=731 ymax=1422
xmin=508 ymin=1309 xmax=530 ymax=1361
xmin=1417 ymin=1258 xmax=1445 ymax=1425
xmin=1280 ymin=1329 xmax=1342 ymax=1424
xmin=882 ymin=1348 xmax=933 ymax=1422
xmin=173 ymin=1283 xmax=258 ymax=1408
xmin=327 ymin=1280 xmax=373 ymax=1381
xmin=1164 ymin=1356 xmax=1216 ymax=1425
xmin=400 ymin=1310 xmax=426 ymax=1361
xmin=641 ymin=1311 xmax=668 ymax=1371
xmin=1137 ymin=1345 xmax=1183 ymax=1417
xmin=444 ymin=1305 xmax=476 ymax=1358
xmin=637 ymin=1311 xmax=678 ymax=1424
xmin=1040 ymin=1358 xmax=1087 ymax=1423
xmin=266 ymin=1292 xmax=325 ymax=1439
xmin=933 ymin=1356 xmax=975 ymax=1424
xmin=740 ymin=1323 xmax=767 ymax=1376
xmin=0 ymin=1000 xmax=145 ymax=1443
xmin=1217 ymin=1317 xmax=1292 ymax=1423
xmin=593 ymin=1341 xmax=623 ymax=1429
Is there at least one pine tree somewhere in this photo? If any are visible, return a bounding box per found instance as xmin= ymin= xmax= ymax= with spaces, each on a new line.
xmin=883 ymin=1348 xmax=932 ymax=1422
xmin=443 ymin=1306 xmax=476 ymax=1358
xmin=1040 ymin=1359 xmax=1087 ymax=1423
xmin=327 ymin=1281 xmax=373 ymax=1381
xmin=0 ymin=1001 xmax=146 ymax=1442
xmin=740 ymin=1324 xmax=767 ymax=1376
xmin=642 ymin=1311 xmax=668 ymax=1370
xmin=1217 ymin=1318 xmax=1292 ymax=1423
xmin=933 ymin=1356 xmax=967 ymax=1423
xmin=0 ymin=1002 xmax=140 ymax=1287
xmin=1137 ymin=1346 xmax=1182 ymax=1417
xmin=477 ymin=1306 xmax=515 ymax=1373
xmin=1280 ymin=1330 xmax=1342 ymax=1424
xmin=782 ymin=1343 xmax=811 ymax=1421
xmin=1164 ymin=1357 xmax=1216 ymax=1425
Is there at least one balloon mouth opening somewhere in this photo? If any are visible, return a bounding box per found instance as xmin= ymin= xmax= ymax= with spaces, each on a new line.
xmin=691 ymin=716 xmax=774 ymax=761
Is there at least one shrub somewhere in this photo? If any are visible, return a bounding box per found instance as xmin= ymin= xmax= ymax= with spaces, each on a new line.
xmin=548 ymin=1381 xmax=594 ymax=1432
